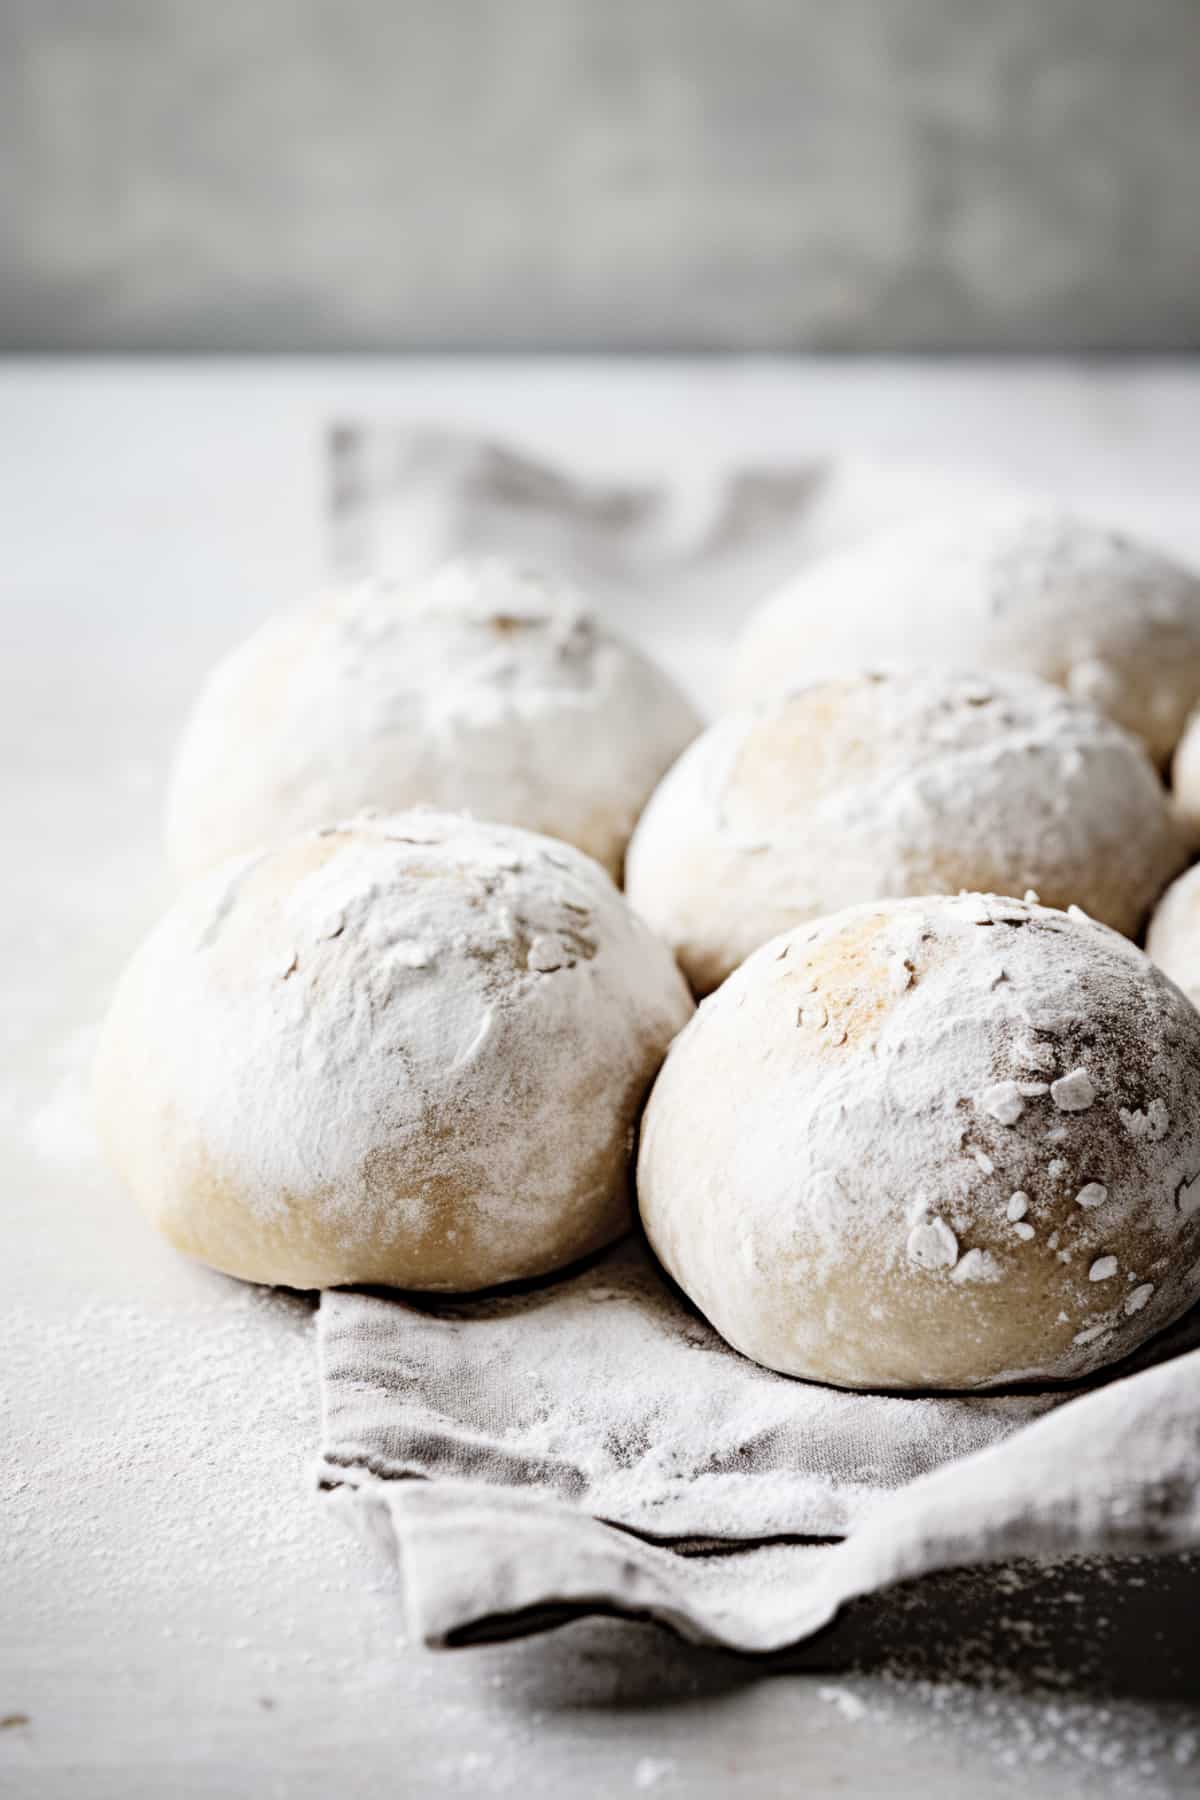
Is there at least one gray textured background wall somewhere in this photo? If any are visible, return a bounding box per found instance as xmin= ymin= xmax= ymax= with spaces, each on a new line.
xmin=3 ymin=0 xmax=1199 ymax=353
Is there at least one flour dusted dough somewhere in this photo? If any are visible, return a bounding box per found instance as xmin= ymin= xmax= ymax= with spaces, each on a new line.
xmin=638 ymin=894 xmax=1200 ymax=1391
xmin=732 ymin=507 xmax=1200 ymax=765
xmin=165 ymin=559 xmax=701 ymax=883
xmin=1147 ymin=864 xmax=1200 ymax=1012
xmin=626 ymin=671 xmax=1185 ymax=995
xmin=96 ymin=813 xmax=693 ymax=1290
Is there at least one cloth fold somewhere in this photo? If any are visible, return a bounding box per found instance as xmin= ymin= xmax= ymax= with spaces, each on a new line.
xmin=317 ymin=1238 xmax=1200 ymax=1653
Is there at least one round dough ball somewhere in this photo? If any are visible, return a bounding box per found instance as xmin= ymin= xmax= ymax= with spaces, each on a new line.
xmin=1147 ymin=863 xmax=1200 ymax=1011
xmin=96 ymin=812 xmax=694 ymax=1290
xmin=732 ymin=507 xmax=1200 ymax=766
xmin=165 ymin=558 xmax=701 ymax=884
xmin=626 ymin=671 xmax=1185 ymax=995
xmin=639 ymin=893 xmax=1200 ymax=1391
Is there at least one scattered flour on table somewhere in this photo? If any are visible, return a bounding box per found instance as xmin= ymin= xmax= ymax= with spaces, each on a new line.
xmin=808 ymin=1559 xmax=1199 ymax=1797
xmin=23 ymin=1024 xmax=101 ymax=1168
xmin=814 ymin=1674 xmax=1196 ymax=1796
xmin=633 ymin=1756 xmax=678 ymax=1789
xmin=818 ymin=1685 xmax=869 ymax=1721
xmin=0 ymin=1278 xmax=408 ymax=1705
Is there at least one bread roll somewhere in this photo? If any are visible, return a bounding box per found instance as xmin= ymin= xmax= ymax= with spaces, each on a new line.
xmin=96 ymin=813 xmax=693 ymax=1290
xmin=732 ymin=508 xmax=1200 ymax=765
xmin=626 ymin=671 xmax=1184 ymax=995
xmin=638 ymin=894 xmax=1200 ymax=1391
xmin=166 ymin=558 xmax=701 ymax=883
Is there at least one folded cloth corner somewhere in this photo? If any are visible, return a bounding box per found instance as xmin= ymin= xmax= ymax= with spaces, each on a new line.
xmin=317 ymin=1238 xmax=1200 ymax=1653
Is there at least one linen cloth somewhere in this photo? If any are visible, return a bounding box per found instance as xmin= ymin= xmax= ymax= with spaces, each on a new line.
xmin=317 ymin=1238 xmax=1200 ymax=1654
xmin=325 ymin=420 xmax=1009 ymax=711
xmin=316 ymin=425 xmax=1200 ymax=1652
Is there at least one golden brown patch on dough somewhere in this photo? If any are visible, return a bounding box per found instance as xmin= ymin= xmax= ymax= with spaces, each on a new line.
xmin=782 ymin=912 xmax=901 ymax=1055
xmin=158 ymin=1077 xmax=636 ymax=1293
xmin=155 ymin=1140 xmax=331 ymax=1289
xmin=732 ymin=684 xmax=881 ymax=818
xmin=758 ymin=1168 xmax=1200 ymax=1391
xmin=757 ymin=1215 xmax=1111 ymax=1390
xmin=157 ymin=1134 xmax=482 ymax=1291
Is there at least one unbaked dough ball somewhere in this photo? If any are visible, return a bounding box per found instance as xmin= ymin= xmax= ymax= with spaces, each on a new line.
xmin=638 ymin=893 xmax=1200 ymax=1391
xmin=732 ymin=507 xmax=1200 ymax=766
xmin=1147 ymin=864 xmax=1200 ymax=1011
xmin=96 ymin=813 xmax=693 ymax=1290
xmin=165 ymin=558 xmax=701 ymax=884
xmin=626 ymin=671 xmax=1185 ymax=995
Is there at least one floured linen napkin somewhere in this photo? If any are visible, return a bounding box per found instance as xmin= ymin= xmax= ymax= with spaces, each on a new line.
xmin=317 ymin=1236 xmax=1200 ymax=1653
xmin=316 ymin=426 xmax=1200 ymax=1652
xmin=326 ymin=421 xmax=1010 ymax=709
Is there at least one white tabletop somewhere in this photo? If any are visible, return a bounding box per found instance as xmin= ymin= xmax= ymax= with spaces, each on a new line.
xmin=3 ymin=357 xmax=1200 ymax=1799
